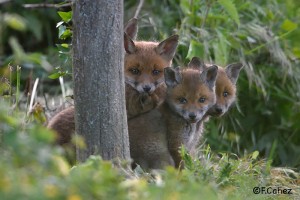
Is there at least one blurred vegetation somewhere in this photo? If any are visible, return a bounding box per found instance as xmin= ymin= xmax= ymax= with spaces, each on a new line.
xmin=0 ymin=0 xmax=300 ymax=190
xmin=0 ymin=99 xmax=299 ymax=199
xmin=0 ymin=0 xmax=71 ymax=100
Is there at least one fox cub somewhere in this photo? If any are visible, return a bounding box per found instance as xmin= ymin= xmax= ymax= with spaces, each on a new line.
xmin=206 ymin=63 xmax=243 ymax=117
xmin=188 ymin=57 xmax=243 ymax=118
xmin=47 ymin=106 xmax=75 ymax=146
xmin=185 ymin=57 xmax=243 ymax=156
xmin=188 ymin=57 xmax=243 ymax=117
xmin=124 ymin=18 xmax=179 ymax=118
xmin=128 ymin=61 xmax=218 ymax=169
xmin=47 ymin=18 xmax=179 ymax=145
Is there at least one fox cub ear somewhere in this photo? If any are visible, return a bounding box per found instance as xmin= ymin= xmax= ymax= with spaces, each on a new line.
xmin=201 ymin=65 xmax=218 ymax=89
xmin=188 ymin=57 xmax=206 ymax=70
xmin=156 ymin=35 xmax=179 ymax=62
xmin=124 ymin=32 xmax=136 ymax=54
xmin=164 ymin=67 xmax=182 ymax=88
xmin=124 ymin=18 xmax=138 ymax=40
xmin=225 ymin=63 xmax=243 ymax=84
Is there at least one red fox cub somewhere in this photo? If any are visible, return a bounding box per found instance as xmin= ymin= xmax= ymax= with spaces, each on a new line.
xmin=206 ymin=63 xmax=243 ymax=117
xmin=128 ymin=62 xmax=218 ymax=169
xmin=47 ymin=106 xmax=75 ymax=146
xmin=185 ymin=57 xmax=243 ymax=156
xmin=124 ymin=18 xmax=179 ymax=118
xmin=188 ymin=57 xmax=243 ymax=117
xmin=47 ymin=18 xmax=178 ymax=145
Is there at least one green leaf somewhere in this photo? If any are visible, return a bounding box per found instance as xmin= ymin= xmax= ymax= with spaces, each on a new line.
xmin=48 ymin=72 xmax=61 ymax=79
xmin=58 ymin=25 xmax=66 ymax=38
xmin=180 ymin=145 xmax=193 ymax=170
xmin=61 ymin=29 xmax=72 ymax=40
xmin=281 ymin=19 xmax=298 ymax=31
xmin=180 ymin=0 xmax=191 ymax=15
xmin=9 ymin=37 xmax=26 ymax=62
xmin=3 ymin=13 xmax=27 ymax=31
xmin=292 ymin=47 xmax=300 ymax=58
xmin=186 ymin=40 xmax=204 ymax=60
xmin=25 ymin=14 xmax=43 ymax=41
xmin=0 ymin=80 xmax=10 ymax=96
xmin=57 ymin=11 xmax=72 ymax=23
xmin=218 ymin=162 xmax=232 ymax=183
xmin=61 ymin=43 xmax=69 ymax=48
xmin=218 ymin=0 xmax=240 ymax=26
xmin=58 ymin=25 xmax=72 ymax=40
xmin=251 ymin=151 xmax=259 ymax=160
xmin=213 ymin=31 xmax=228 ymax=65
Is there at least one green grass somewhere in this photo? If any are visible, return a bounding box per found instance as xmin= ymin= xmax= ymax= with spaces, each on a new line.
xmin=0 ymin=99 xmax=299 ymax=200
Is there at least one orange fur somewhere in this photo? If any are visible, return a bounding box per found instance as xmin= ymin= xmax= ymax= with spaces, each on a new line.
xmin=124 ymin=34 xmax=179 ymax=118
xmin=205 ymin=63 xmax=243 ymax=117
xmin=128 ymin=64 xmax=218 ymax=170
xmin=47 ymin=106 xmax=75 ymax=146
xmin=48 ymin=19 xmax=178 ymax=150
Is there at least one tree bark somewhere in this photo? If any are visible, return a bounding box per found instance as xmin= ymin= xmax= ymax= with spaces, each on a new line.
xmin=72 ymin=0 xmax=130 ymax=162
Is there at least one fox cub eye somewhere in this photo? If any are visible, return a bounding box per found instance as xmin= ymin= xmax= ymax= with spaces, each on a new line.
xmin=223 ymin=91 xmax=229 ymax=97
xmin=199 ymin=97 xmax=206 ymax=103
xmin=130 ymin=68 xmax=140 ymax=75
xmin=152 ymin=69 xmax=160 ymax=75
xmin=178 ymin=97 xmax=187 ymax=104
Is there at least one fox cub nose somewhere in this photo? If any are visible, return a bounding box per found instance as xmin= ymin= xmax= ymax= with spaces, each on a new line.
xmin=143 ymin=85 xmax=151 ymax=92
xmin=188 ymin=113 xmax=196 ymax=120
xmin=215 ymin=107 xmax=223 ymax=114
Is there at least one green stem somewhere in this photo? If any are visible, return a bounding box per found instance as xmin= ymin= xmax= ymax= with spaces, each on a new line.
xmin=9 ymin=64 xmax=13 ymax=106
xmin=16 ymin=65 xmax=21 ymax=110
xmin=201 ymin=0 xmax=212 ymax=29
xmin=246 ymin=29 xmax=296 ymax=55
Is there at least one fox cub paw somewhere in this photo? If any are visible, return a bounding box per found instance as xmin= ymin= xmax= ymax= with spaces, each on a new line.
xmin=139 ymin=93 xmax=156 ymax=110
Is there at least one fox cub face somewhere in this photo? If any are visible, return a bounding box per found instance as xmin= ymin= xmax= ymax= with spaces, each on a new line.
xmin=124 ymin=19 xmax=178 ymax=94
xmin=124 ymin=34 xmax=179 ymax=94
xmin=188 ymin=57 xmax=243 ymax=117
xmin=164 ymin=64 xmax=218 ymax=123
xmin=210 ymin=63 xmax=243 ymax=117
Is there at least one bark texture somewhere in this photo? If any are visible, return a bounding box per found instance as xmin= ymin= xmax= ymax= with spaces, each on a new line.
xmin=72 ymin=0 xmax=130 ymax=161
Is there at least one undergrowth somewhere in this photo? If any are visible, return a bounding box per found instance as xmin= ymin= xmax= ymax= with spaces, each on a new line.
xmin=0 ymin=100 xmax=299 ymax=200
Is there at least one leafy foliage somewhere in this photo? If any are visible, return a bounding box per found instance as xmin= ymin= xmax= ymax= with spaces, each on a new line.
xmin=218 ymin=0 xmax=240 ymax=26
xmin=49 ymin=10 xmax=73 ymax=79
xmin=0 ymin=103 xmax=299 ymax=199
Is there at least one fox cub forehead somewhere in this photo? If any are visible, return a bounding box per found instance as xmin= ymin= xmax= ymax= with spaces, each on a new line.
xmin=215 ymin=68 xmax=237 ymax=95
xmin=125 ymin=41 xmax=172 ymax=70
xmin=181 ymin=68 xmax=204 ymax=86
xmin=176 ymin=68 xmax=215 ymax=97
xmin=134 ymin=41 xmax=161 ymax=51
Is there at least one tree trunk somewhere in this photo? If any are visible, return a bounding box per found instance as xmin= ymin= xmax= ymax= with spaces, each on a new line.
xmin=72 ymin=0 xmax=130 ymax=162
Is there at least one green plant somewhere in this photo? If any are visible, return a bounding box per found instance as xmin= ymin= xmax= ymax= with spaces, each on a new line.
xmin=49 ymin=10 xmax=73 ymax=79
xmin=1 ymin=96 xmax=300 ymax=199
